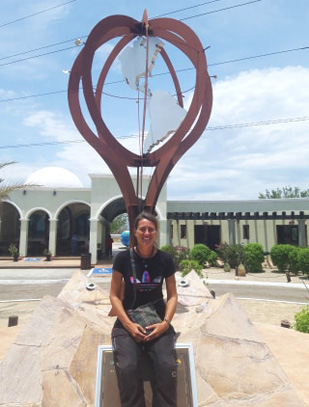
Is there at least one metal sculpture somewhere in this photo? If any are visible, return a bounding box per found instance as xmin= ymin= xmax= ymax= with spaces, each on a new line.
xmin=68 ymin=10 xmax=212 ymax=239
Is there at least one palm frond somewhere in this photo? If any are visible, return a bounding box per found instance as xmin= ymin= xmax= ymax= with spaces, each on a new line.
xmin=0 ymin=161 xmax=16 ymax=170
xmin=0 ymin=182 xmax=30 ymax=200
xmin=0 ymin=162 xmax=38 ymax=200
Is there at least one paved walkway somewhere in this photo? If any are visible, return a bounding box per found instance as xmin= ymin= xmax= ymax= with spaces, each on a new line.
xmin=203 ymin=266 xmax=309 ymax=288
xmin=0 ymin=257 xmax=83 ymax=269
xmin=1 ymin=255 xmax=308 ymax=405
xmin=1 ymin=254 xmax=308 ymax=286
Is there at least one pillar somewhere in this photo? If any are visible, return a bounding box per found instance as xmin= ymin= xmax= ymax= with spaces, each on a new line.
xmin=19 ymin=219 xmax=29 ymax=257
xmin=48 ymin=219 xmax=58 ymax=256
xmin=159 ymin=218 xmax=168 ymax=247
xmin=298 ymin=219 xmax=306 ymax=247
xmin=228 ymin=219 xmax=236 ymax=245
xmin=89 ymin=218 xmax=98 ymax=264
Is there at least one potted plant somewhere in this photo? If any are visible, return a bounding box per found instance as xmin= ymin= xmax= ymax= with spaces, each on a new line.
xmin=8 ymin=243 xmax=19 ymax=262
xmin=43 ymin=248 xmax=52 ymax=261
xmin=237 ymin=263 xmax=246 ymax=276
xmin=223 ymin=262 xmax=231 ymax=272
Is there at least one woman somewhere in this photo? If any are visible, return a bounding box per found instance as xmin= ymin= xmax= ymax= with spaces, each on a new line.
xmin=110 ymin=211 xmax=178 ymax=407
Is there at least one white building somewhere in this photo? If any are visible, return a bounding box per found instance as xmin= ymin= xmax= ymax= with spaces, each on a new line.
xmin=0 ymin=167 xmax=168 ymax=264
xmin=1 ymin=167 xmax=308 ymax=263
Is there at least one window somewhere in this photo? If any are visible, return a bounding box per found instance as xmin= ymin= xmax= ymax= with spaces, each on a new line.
xmin=243 ymin=224 xmax=249 ymax=240
xmin=170 ymin=224 xmax=174 ymax=239
xmin=277 ymin=225 xmax=299 ymax=245
xmin=180 ymin=224 xmax=187 ymax=239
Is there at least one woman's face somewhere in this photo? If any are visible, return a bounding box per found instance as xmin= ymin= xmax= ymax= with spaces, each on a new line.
xmin=134 ymin=218 xmax=157 ymax=248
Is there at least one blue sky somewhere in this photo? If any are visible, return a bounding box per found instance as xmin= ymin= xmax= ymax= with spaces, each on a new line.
xmin=0 ymin=0 xmax=309 ymax=200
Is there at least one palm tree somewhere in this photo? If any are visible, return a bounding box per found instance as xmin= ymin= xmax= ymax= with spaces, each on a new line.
xmin=0 ymin=161 xmax=32 ymax=200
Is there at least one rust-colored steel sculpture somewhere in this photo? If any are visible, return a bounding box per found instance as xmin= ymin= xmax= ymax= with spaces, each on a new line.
xmin=68 ymin=11 xmax=212 ymax=240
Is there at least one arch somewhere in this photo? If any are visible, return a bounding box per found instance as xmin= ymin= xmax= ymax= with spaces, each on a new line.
xmin=97 ymin=195 xmax=163 ymax=223
xmin=55 ymin=199 xmax=91 ymax=220
xmin=25 ymin=207 xmax=52 ymax=220
xmin=27 ymin=209 xmax=50 ymax=256
xmin=94 ymin=196 xmax=163 ymax=258
xmin=0 ymin=201 xmax=21 ymax=257
xmin=0 ymin=199 xmax=22 ymax=219
xmin=96 ymin=195 xmax=127 ymax=222
xmin=56 ymin=201 xmax=91 ymax=256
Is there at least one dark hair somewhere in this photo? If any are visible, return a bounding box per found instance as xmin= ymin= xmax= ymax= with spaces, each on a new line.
xmin=134 ymin=211 xmax=159 ymax=231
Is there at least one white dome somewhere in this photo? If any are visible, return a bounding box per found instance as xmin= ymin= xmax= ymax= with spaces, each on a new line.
xmin=26 ymin=167 xmax=84 ymax=188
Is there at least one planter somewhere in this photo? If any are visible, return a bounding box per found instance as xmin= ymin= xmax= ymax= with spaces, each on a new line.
xmin=13 ymin=254 xmax=19 ymax=262
xmin=45 ymin=254 xmax=51 ymax=262
xmin=223 ymin=263 xmax=231 ymax=272
xmin=238 ymin=264 xmax=246 ymax=277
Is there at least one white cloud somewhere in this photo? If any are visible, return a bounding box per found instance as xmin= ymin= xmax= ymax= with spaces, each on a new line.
xmin=22 ymin=109 xmax=144 ymax=186
xmin=168 ymin=66 xmax=309 ymax=200
xmin=4 ymin=65 xmax=309 ymax=199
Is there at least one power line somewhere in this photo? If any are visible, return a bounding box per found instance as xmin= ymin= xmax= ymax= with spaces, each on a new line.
xmin=208 ymin=46 xmax=309 ymax=67
xmin=153 ymin=0 xmax=227 ymax=18
xmin=179 ymin=0 xmax=262 ymax=21
xmin=1 ymin=40 xmax=307 ymax=72
xmin=207 ymin=116 xmax=309 ymax=130
xmin=0 ymin=90 xmax=67 ymax=103
xmin=0 ymin=0 xmax=78 ymax=28
xmin=0 ymin=0 xmax=263 ymax=68
xmin=1 ymin=116 xmax=308 ymax=151
xmin=0 ymin=140 xmax=84 ymax=149
xmin=0 ymin=44 xmax=308 ymax=104
xmin=0 ymin=45 xmax=77 ymax=68
xmin=0 ymin=38 xmax=85 ymax=62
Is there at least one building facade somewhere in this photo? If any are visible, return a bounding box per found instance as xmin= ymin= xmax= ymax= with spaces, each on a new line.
xmin=168 ymin=199 xmax=309 ymax=251
xmin=1 ymin=169 xmax=308 ymax=263
xmin=0 ymin=173 xmax=168 ymax=264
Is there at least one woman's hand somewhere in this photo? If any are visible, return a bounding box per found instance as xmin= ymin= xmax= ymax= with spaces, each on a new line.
xmin=143 ymin=320 xmax=169 ymax=342
xmin=125 ymin=322 xmax=148 ymax=343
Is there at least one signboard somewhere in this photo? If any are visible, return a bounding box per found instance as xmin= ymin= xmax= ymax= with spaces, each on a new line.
xmin=87 ymin=268 xmax=113 ymax=276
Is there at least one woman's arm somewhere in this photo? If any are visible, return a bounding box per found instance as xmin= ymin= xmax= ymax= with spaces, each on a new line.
xmin=109 ymin=270 xmax=147 ymax=342
xmin=164 ymin=273 xmax=178 ymax=323
xmin=144 ymin=273 xmax=178 ymax=342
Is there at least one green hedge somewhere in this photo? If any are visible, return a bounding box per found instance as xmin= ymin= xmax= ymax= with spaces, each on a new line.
xmin=293 ymin=305 xmax=309 ymax=333
xmin=244 ymin=243 xmax=264 ymax=272
xmin=216 ymin=243 xmax=245 ymax=268
xmin=289 ymin=246 xmax=301 ymax=275
xmin=298 ymin=248 xmax=309 ymax=277
xmin=160 ymin=245 xmax=189 ymax=269
xmin=207 ymin=250 xmax=218 ymax=267
xmin=180 ymin=259 xmax=203 ymax=277
xmin=270 ymin=244 xmax=295 ymax=272
xmin=189 ymin=244 xmax=210 ymax=266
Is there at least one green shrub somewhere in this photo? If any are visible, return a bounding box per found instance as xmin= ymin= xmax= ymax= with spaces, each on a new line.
xmin=293 ymin=305 xmax=309 ymax=333
xmin=189 ymin=244 xmax=210 ymax=266
xmin=207 ymin=250 xmax=218 ymax=267
xmin=298 ymin=248 xmax=309 ymax=277
xmin=216 ymin=243 xmax=245 ymax=268
xmin=244 ymin=243 xmax=264 ymax=272
xmin=175 ymin=245 xmax=190 ymax=265
xmin=270 ymin=244 xmax=295 ymax=272
xmin=160 ymin=244 xmax=177 ymax=258
xmin=160 ymin=245 xmax=189 ymax=269
xmin=289 ymin=246 xmax=301 ymax=275
xmin=180 ymin=259 xmax=203 ymax=277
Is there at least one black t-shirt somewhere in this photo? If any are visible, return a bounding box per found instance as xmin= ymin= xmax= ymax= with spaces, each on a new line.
xmin=113 ymin=249 xmax=175 ymax=320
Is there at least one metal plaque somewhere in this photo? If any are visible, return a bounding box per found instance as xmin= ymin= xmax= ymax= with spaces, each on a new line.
xmin=94 ymin=343 xmax=198 ymax=407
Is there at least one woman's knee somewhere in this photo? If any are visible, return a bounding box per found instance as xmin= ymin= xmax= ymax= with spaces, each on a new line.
xmin=116 ymin=357 xmax=140 ymax=375
xmin=155 ymin=358 xmax=177 ymax=376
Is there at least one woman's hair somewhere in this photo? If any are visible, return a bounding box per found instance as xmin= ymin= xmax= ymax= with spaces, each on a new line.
xmin=134 ymin=211 xmax=159 ymax=231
